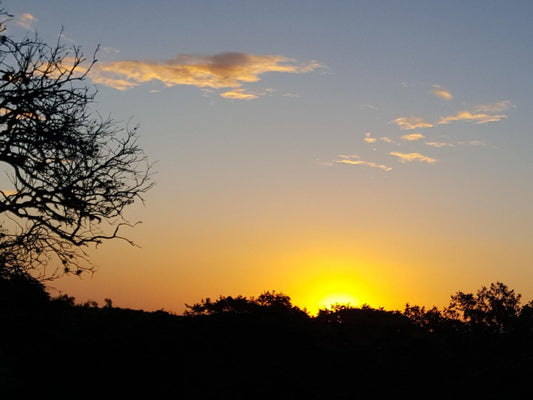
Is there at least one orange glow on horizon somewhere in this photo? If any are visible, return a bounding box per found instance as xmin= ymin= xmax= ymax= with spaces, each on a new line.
xmin=279 ymin=254 xmax=384 ymax=316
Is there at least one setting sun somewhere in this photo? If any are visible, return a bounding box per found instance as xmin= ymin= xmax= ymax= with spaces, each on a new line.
xmin=318 ymin=293 xmax=360 ymax=310
xmin=302 ymin=279 xmax=367 ymax=316
xmin=281 ymin=256 xmax=377 ymax=315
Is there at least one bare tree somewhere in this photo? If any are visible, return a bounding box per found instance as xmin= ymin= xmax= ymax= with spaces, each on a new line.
xmin=0 ymin=9 xmax=153 ymax=280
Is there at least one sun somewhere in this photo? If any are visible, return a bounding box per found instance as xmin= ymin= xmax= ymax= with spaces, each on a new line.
xmin=293 ymin=271 xmax=371 ymax=315
xmin=318 ymin=293 xmax=360 ymax=310
xmin=277 ymin=253 xmax=383 ymax=315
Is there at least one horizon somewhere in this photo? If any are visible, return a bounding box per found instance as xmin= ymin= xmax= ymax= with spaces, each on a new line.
xmin=5 ymin=1 xmax=533 ymax=316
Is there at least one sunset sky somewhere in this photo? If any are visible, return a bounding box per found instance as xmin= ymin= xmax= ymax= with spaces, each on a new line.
xmin=7 ymin=1 xmax=533 ymax=314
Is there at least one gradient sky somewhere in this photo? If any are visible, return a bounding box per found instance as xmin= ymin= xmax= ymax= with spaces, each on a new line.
xmin=6 ymin=0 xmax=533 ymax=314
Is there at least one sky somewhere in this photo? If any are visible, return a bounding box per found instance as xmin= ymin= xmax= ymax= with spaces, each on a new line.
xmin=5 ymin=0 xmax=533 ymax=315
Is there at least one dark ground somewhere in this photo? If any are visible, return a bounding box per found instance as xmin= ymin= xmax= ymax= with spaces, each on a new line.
xmin=2 ymin=279 xmax=533 ymax=399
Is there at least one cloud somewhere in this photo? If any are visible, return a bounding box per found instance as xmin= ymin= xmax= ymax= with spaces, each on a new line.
xmin=0 ymin=189 xmax=18 ymax=197
xmin=401 ymin=133 xmax=425 ymax=141
xmin=360 ymin=104 xmax=378 ymax=111
xmin=425 ymin=141 xmax=454 ymax=148
xmin=220 ymin=88 xmax=258 ymax=100
xmin=457 ymin=140 xmax=486 ymax=146
xmin=336 ymin=155 xmax=391 ymax=172
xmin=390 ymin=152 xmax=436 ymax=164
xmin=390 ymin=116 xmax=433 ymax=130
xmin=431 ymin=85 xmax=453 ymax=100
xmin=15 ymin=13 xmax=37 ymax=30
xmin=0 ymin=107 xmax=42 ymax=121
xmin=316 ymin=160 xmax=334 ymax=167
xmin=437 ymin=110 xmax=507 ymax=125
xmin=88 ymin=52 xmax=321 ymax=98
xmin=473 ymin=100 xmax=512 ymax=113
xmin=379 ymin=137 xmax=392 ymax=143
xmin=89 ymin=76 xmax=137 ymax=91
xmin=101 ymin=46 xmax=121 ymax=55
xmin=282 ymin=92 xmax=301 ymax=98
xmin=364 ymin=132 xmax=376 ymax=143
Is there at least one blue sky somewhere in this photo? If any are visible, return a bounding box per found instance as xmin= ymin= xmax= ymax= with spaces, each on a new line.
xmin=5 ymin=1 xmax=533 ymax=313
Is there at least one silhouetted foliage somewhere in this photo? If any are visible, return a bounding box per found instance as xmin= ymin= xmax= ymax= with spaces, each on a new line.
xmin=444 ymin=282 xmax=522 ymax=333
xmin=0 ymin=271 xmax=49 ymax=316
xmin=0 ymin=7 xmax=153 ymax=280
xmin=184 ymin=290 xmax=307 ymax=319
xmin=403 ymin=303 xmax=459 ymax=333
xmin=317 ymin=303 xmax=409 ymax=328
xmin=3 ymin=282 xmax=533 ymax=398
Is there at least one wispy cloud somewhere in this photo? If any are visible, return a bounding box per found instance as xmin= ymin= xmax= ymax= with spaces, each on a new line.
xmin=87 ymin=52 xmax=321 ymax=98
xmin=431 ymin=84 xmax=453 ymax=100
xmin=390 ymin=152 xmax=436 ymax=164
xmin=336 ymin=155 xmax=391 ymax=172
xmin=473 ymin=100 xmax=512 ymax=113
xmin=220 ymin=88 xmax=258 ymax=100
xmin=101 ymin=46 xmax=121 ymax=55
xmin=390 ymin=116 xmax=433 ymax=130
xmin=401 ymin=133 xmax=425 ymax=141
xmin=360 ymin=104 xmax=378 ymax=111
xmin=90 ymin=75 xmax=137 ymax=91
xmin=282 ymin=92 xmax=301 ymax=98
xmin=437 ymin=110 xmax=507 ymax=125
xmin=379 ymin=137 xmax=393 ymax=143
xmin=364 ymin=132 xmax=376 ymax=143
xmin=15 ymin=13 xmax=37 ymax=30
xmin=457 ymin=140 xmax=486 ymax=146
xmin=425 ymin=141 xmax=454 ymax=148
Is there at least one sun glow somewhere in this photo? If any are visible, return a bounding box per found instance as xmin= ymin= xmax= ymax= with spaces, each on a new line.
xmin=273 ymin=250 xmax=405 ymax=316
xmin=318 ymin=293 xmax=360 ymax=310
xmin=303 ymin=276 xmax=365 ymax=315
xmin=282 ymin=256 xmax=378 ymax=315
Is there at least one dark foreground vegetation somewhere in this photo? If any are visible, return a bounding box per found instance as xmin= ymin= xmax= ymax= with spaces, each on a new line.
xmin=2 ymin=276 xmax=533 ymax=399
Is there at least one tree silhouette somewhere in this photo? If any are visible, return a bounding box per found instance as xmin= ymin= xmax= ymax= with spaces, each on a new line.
xmin=444 ymin=282 xmax=522 ymax=333
xmin=0 ymin=9 xmax=152 ymax=280
xmin=184 ymin=291 xmax=306 ymax=318
xmin=3 ymin=283 xmax=533 ymax=397
xmin=402 ymin=303 xmax=460 ymax=333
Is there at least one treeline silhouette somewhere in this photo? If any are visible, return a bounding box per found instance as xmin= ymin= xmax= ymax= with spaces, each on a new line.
xmin=2 ymin=275 xmax=533 ymax=399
